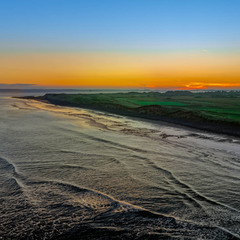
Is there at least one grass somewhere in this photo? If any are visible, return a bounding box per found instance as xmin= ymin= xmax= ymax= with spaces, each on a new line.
xmin=23 ymin=90 xmax=240 ymax=136
xmin=37 ymin=90 xmax=240 ymax=124
xmin=17 ymin=91 xmax=240 ymax=137
xmin=127 ymin=100 xmax=187 ymax=106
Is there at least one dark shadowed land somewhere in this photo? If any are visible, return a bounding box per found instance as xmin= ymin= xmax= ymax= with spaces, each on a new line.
xmin=16 ymin=90 xmax=240 ymax=137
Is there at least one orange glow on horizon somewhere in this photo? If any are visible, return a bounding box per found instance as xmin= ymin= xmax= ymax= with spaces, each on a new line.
xmin=0 ymin=51 xmax=240 ymax=90
xmin=183 ymin=82 xmax=240 ymax=90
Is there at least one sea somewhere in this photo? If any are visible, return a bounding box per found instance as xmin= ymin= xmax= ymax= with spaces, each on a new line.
xmin=0 ymin=89 xmax=239 ymax=239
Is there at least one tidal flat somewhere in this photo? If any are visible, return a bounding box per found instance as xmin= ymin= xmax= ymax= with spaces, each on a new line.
xmin=1 ymin=91 xmax=239 ymax=239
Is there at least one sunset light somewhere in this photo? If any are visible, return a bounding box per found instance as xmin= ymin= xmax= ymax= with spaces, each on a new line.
xmin=0 ymin=1 xmax=239 ymax=89
xmin=1 ymin=1 xmax=240 ymax=239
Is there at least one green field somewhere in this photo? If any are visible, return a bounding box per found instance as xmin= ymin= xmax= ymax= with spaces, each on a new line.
xmin=41 ymin=91 xmax=240 ymax=123
xmin=21 ymin=90 xmax=240 ymax=136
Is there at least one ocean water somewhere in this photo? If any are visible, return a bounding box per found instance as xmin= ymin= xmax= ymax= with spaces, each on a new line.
xmin=0 ymin=92 xmax=240 ymax=239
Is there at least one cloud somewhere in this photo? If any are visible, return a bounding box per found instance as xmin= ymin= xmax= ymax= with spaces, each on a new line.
xmin=0 ymin=83 xmax=38 ymax=89
xmin=185 ymin=82 xmax=240 ymax=89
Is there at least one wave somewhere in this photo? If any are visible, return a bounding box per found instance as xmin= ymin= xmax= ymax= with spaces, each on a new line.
xmin=22 ymin=179 xmax=240 ymax=239
xmin=145 ymin=158 xmax=240 ymax=214
xmin=1 ymin=157 xmax=239 ymax=239
xmin=0 ymin=156 xmax=19 ymax=179
xmin=55 ymin=126 xmax=159 ymax=154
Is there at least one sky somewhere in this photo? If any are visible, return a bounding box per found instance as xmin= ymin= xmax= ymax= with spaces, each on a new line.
xmin=0 ymin=0 xmax=240 ymax=89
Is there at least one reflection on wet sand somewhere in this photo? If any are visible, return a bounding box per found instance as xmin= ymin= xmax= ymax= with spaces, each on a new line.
xmin=0 ymin=96 xmax=239 ymax=239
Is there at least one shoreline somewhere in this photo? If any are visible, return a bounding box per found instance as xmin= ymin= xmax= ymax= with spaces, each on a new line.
xmin=14 ymin=95 xmax=240 ymax=138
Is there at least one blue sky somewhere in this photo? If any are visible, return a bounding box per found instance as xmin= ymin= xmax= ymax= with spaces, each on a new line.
xmin=0 ymin=0 xmax=240 ymax=52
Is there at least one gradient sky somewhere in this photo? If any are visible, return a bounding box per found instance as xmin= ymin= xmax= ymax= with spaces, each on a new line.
xmin=0 ymin=0 xmax=240 ymax=89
